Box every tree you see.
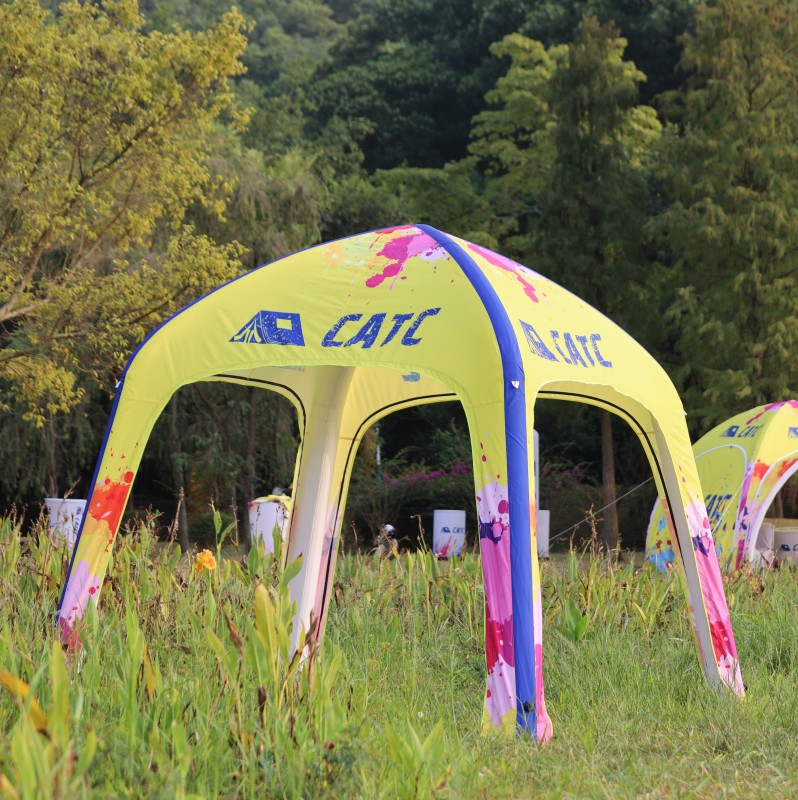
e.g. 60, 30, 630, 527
141, 0, 342, 91
519, 0, 696, 102
653, 0, 798, 430
0, 0, 249, 422
471, 18, 661, 550
140, 0, 346, 156
533, 19, 660, 325
191, 133, 329, 271
469, 33, 563, 249
307, 0, 532, 170
370, 158, 496, 245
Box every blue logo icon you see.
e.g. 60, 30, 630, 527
720, 425, 739, 438
789, 427, 798, 439
231, 311, 305, 346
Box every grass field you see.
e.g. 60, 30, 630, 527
1, 515, 797, 799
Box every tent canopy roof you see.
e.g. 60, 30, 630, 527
124, 224, 679, 429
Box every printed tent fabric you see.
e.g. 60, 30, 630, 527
57, 225, 744, 742
647, 401, 798, 571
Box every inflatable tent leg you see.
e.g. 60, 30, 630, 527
465, 400, 552, 741
284, 368, 355, 655
529, 507, 552, 742
652, 425, 744, 694
58, 391, 165, 649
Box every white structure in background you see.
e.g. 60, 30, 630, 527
45, 497, 86, 550
774, 525, 798, 564
537, 509, 551, 559
534, 430, 550, 558
433, 509, 466, 557
248, 488, 290, 554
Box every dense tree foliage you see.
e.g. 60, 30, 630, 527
0, 0, 249, 421
518, 0, 695, 101
308, 0, 532, 170
654, 0, 798, 431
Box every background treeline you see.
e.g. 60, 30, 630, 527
3, 0, 798, 550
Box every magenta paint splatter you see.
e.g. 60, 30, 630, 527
365, 229, 446, 288
746, 400, 798, 424
468, 243, 541, 302
485, 613, 515, 669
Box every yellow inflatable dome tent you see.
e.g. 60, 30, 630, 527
647, 401, 798, 570
57, 225, 743, 741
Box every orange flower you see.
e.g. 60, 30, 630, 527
196, 549, 217, 572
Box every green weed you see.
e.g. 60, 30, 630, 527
0, 518, 797, 798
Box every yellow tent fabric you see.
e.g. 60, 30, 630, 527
647, 401, 798, 570
57, 225, 743, 740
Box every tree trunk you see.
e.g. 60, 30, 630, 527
774, 490, 785, 519
600, 409, 619, 553
44, 413, 59, 498
169, 396, 190, 552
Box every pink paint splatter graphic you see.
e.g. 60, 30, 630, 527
734, 459, 759, 568
485, 606, 514, 669
476, 480, 551, 738
59, 559, 101, 630
778, 458, 798, 477
477, 482, 513, 624
365, 228, 446, 288
467, 243, 542, 302
745, 400, 798, 424
533, 589, 552, 742
58, 616, 82, 657
58, 470, 136, 653
435, 538, 455, 558
710, 618, 735, 661
485, 657, 516, 728
684, 500, 744, 694
752, 460, 768, 479
711, 617, 742, 691
477, 481, 517, 728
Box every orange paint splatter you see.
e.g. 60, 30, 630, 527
778, 458, 798, 477
88, 471, 134, 533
